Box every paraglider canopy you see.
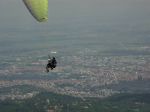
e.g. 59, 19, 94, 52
23, 0, 48, 22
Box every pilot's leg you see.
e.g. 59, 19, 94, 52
46, 65, 49, 72
46, 68, 49, 72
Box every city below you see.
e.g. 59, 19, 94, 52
0, 47, 150, 100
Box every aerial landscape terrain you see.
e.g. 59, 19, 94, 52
0, 0, 150, 112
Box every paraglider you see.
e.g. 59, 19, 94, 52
23, 0, 48, 22
23, 0, 57, 72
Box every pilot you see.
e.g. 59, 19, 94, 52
46, 57, 57, 72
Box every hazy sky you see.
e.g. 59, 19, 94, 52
0, 0, 150, 54
0, 0, 150, 28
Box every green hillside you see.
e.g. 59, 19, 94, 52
0, 91, 150, 112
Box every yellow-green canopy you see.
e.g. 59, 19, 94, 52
23, 0, 48, 22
